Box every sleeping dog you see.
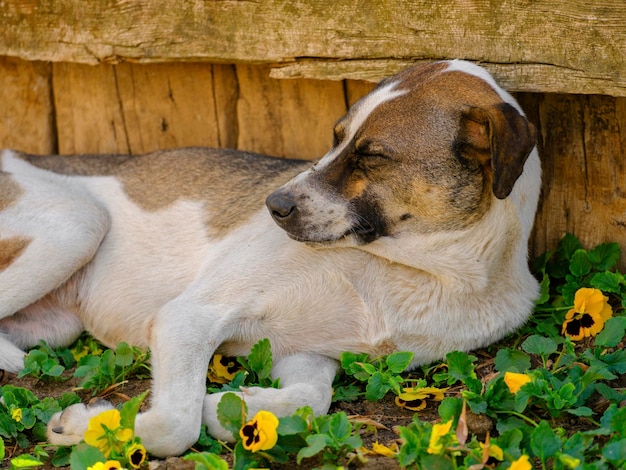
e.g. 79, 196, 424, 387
0, 60, 540, 456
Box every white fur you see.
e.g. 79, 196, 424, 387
0, 61, 541, 457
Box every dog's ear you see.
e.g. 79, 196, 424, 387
459, 103, 536, 199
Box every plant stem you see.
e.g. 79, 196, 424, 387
493, 410, 539, 427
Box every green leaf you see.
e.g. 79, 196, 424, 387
331, 384, 362, 402
184, 452, 229, 470
494, 348, 531, 373
595, 316, 626, 347
42, 363, 64, 378
340, 352, 369, 373
247, 338, 273, 380
590, 271, 624, 294
50, 446, 72, 467
397, 425, 423, 467
328, 412, 351, 441
438, 397, 463, 423
120, 390, 148, 432
445, 351, 477, 383
420, 454, 455, 470
602, 438, 626, 465
216, 393, 246, 438
0, 437, 4, 461
9, 454, 43, 468
297, 434, 332, 464
535, 273, 551, 305
569, 249, 591, 276
385, 351, 414, 373
558, 233, 582, 261
589, 242, 621, 270
68, 443, 106, 470
521, 335, 558, 357
530, 420, 562, 461
277, 415, 308, 435
365, 372, 390, 401
115, 342, 134, 368
601, 349, 626, 374
566, 406, 593, 417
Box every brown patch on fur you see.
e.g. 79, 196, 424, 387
18, 148, 311, 239
0, 172, 23, 211
0, 237, 30, 271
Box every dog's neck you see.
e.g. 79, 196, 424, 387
358, 198, 525, 293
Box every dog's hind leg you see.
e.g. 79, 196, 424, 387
0, 168, 110, 371
202, 353, 338, 442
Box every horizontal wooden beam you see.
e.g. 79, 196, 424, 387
2, 0, 626, 96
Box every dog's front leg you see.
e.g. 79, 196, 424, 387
203, 353, 338, 441
132, 299, 220, 456
47, 297, 220, 457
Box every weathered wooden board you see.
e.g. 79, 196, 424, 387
0, 57, 54, 154
53, 62, 130, 155
1, 1, 625, 96
520, 93, 626, 266
236, 65, 347, 159
52, 63, 238, 155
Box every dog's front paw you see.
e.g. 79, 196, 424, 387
47, 399, 115, 446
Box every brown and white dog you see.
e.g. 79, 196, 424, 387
0, 60, 540, 456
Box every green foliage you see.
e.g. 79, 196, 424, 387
207, 338, 280, 393
340, 350, 413, 401
0, 385, 80, 448
74, 342, 151, 395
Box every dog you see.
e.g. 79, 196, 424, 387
0, 60, 540, 456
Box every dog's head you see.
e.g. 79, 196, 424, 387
266, 60, 536, 247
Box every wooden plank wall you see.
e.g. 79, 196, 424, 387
1, 57, 625, 267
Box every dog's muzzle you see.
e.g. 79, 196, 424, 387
266, 190, 299, 232
266, 188, 379, 245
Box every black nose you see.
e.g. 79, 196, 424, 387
266, 191, 297, 224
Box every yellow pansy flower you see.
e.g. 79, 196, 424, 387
504, 372, 532, 394
427, 420, 457, 454
84, 409, 133, 457
395, 386, 448, 411
87, 461, 122, 470
207, 354, 243, 384
562, 288, 612, 340
239, 410, 279, 452
125, 441, 147, 468
11, 407, 22, 423
509, 454, 532, 470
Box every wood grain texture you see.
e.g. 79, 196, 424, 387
52, 63, 239, 155
235, 65, 347, 159
0, 57, 55, 154
519, 93, 626, 268
1, 1, 625, 95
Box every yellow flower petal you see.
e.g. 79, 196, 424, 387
504, 372, 531, 394
563, 288, 613, 341
11, 408, 22, 423
239, 410, 279, 452
479, 441, 504, 461
427, 420, 455, 455
574, 288, 606, 316
126, 442, 147, 468
509, 454, 532, 470
558, 453, 581, 469
87, 461, 122, 470
84, 409, 132, 457
371, 441, 397, 457
207, 354, 242, 384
